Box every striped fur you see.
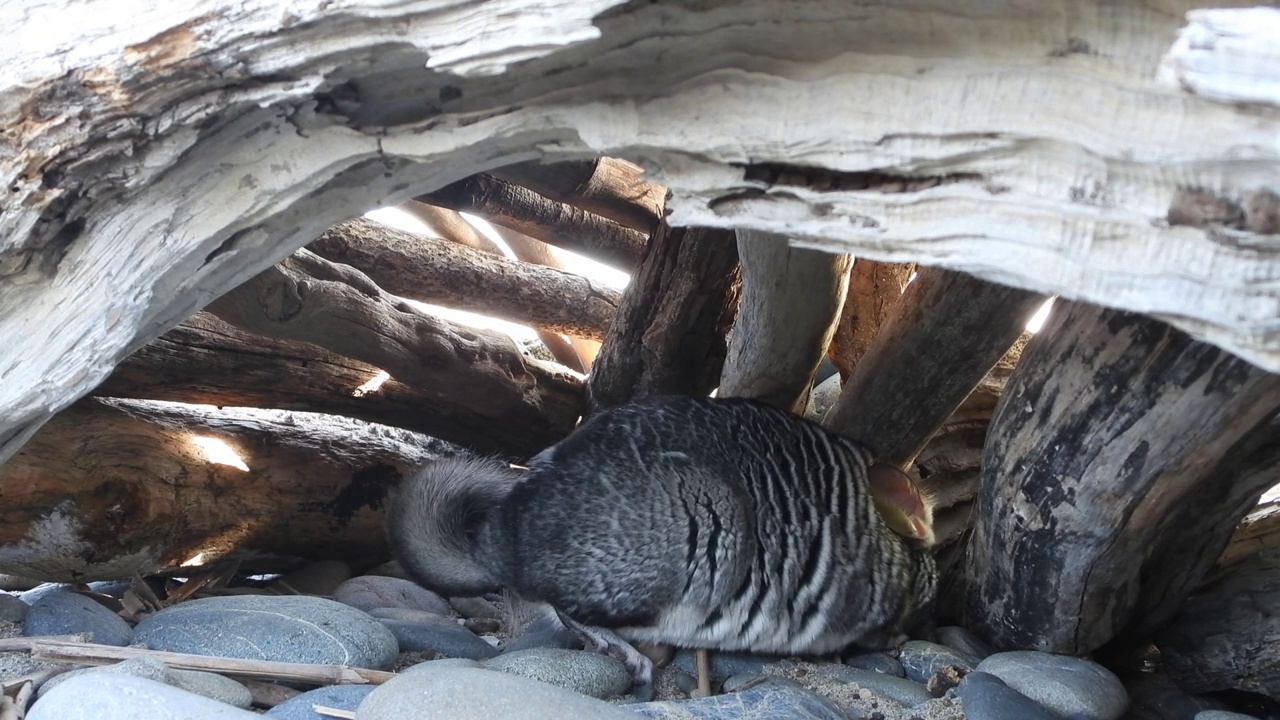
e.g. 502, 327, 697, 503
390, 395, 936, 657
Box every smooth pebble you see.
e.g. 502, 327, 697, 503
956, 671, 1061, 720
23, 590, 133, 646
671, 649, 774, 679
0, 592, 28, 622
631, 677, 846, 719
815, 664, 933, 708
1195, 713, 1262, 720
977, 650, 1128, 720
932, 625, 994, 659
378, 614, 498, 659
449, 596, 503, 620
841, 651, 904, 676
500, 613, 583, 653
898, 639, 980, 682
265, 685, 376, 719
486, 648, 631, 698
29, 673, 259, 720
333, 576, 451, 615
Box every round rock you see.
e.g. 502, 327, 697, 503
672, 649, 774, 679
378, 615, 498, 660
23, 590, 133, 646
134, 595, 398, 669
355, 665, 640, 720
0, 592, 29, 622
815, 665, 933, 708
956, 671, 1061, 720
899, 639, 980, 683
932, 625, 994, 660
841, 651, 904, 676
38, 656, 170, 698
28, 673, 261, 720
333, 576, 450, 616
168, 668, 253, 708
1195, 713, 1261, 720
486, 648, 631, 698
500, 614, 582, 654
265, 685, 377, 719
448, 596, 502, 620
630, 677, 846, 720
977, 650, 1129, 720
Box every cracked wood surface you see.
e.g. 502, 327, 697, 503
2, 1, 1279, 464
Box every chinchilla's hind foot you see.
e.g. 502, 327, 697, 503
556, 610, 655, 701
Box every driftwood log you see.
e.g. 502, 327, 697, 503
822, 268, 1044, 467
306, 217, 621, 341
96, 312, 573, 457
827, 259, 913, 381
4, 2, 1280, 468
963, 302, 1280, 655
589, 223, 740, 411
0, 399, 447, 581
718, 230, 851, 413
490, 158, 666, 234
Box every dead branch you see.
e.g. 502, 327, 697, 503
491, 157, 665, 234
828, 259, 913, 381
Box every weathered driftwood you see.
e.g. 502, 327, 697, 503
419, 174, 647, 271
588, 224, 739, 411
1156, 549, 1280, 697
307, 218, 620, 341
718, 230, 850, 413
963, 302, 1280, 654
205, 249, 586, 434
0, 399, 447, 580
3, 2, 1280, 467
491, 157, 666, 234
96, 313, 574, 456
828, 259, 913, 381
822, 268, 1044, 467
1218, 499, 1280, 570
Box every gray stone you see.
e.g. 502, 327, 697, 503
265, 685, 376, 719
18, 583, 73, 604
271, 560, 352, 596
814, 665, 933, 708
86, 580, 133, 598
956, 671, 1061, 720
1125, 672, 1229, 720
355, 665, 639, 720
38, 656, 170, 698
1195, 713, 1261, 720
168, 668, 253, 708
449, 596, 502, 620
333, 576, 450, 615
671, 649, 774, 679
977, 651, 1129, 720
402, 658, 483, 672
23, 590, 133, 646
932, 625, 994, 660
486, 648, 631, 698
0, 592, 28, 622
500, 613, 582, 653
804, 373, 842, 422
841, 651, 904, 676
631, 677, 847, 719
367, 607, 447, 623
0, 574, 43, 592
134, 595, 398, 669
28, 673, 260, 720
378, 615, 498, 659
898, 639, 980, 682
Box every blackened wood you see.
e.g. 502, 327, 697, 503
718, 230, 851, 413
821, 266, 1044, 467
307, 218, 620, 341
588, 224, 739, 411
1217, 498, 1280, 570
963, 302, 1280, 654
1156, 549, 1280, 697
828, 259, 913, 381
418, 174, 647, 272
98, 312, 578, 457
490, 157, 665, 234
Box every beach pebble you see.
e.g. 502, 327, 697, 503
932, 625, 994, 660
0, 592, 28, 622
367, 607, 446, 623
23, 590, 133, 646
977, 651, 1128, 720
631, 677, 846, 719
355, 665, 639, 719
28, 673, 259, 720
486, 648, 631, 698
1124, 672, 1229, 720
898, 639, 980, 683
1195, 713, 1261, 720
265, 685, 377, 719
134, 595, 398, 669
449, 596, 503, 620
814, 664, 933, 708
956, 671, 1061, 720
841, 651, 904, 676
671, 649, 774, 679
500, 613, 583, 653
378, 614, 498, 659
333, 576, 451, 615
271, 560, 352, 596
168, 668, 254, 708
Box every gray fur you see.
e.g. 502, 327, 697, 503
390, 396, 936, 664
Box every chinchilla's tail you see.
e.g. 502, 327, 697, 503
387, 455, 520, 597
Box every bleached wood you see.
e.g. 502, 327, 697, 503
1157, 7, 1280, 108
3, 0, 1280, 465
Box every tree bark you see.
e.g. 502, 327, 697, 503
1217, 499, 1280, 571
307, 217, 620, 341
205, 249, 586, 438
828, 259, 913, 381
419, 174, 648, 272
718, 230, 851, 413
0, 398, 448, 581
491, 157, 666, 234
96, 312, 575, 457
1156, 549, 1280, 697
963, 302, 1280, 654
822, 267, 1045, 467
588, 223, 740, 411
4, 2, 1280, 467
